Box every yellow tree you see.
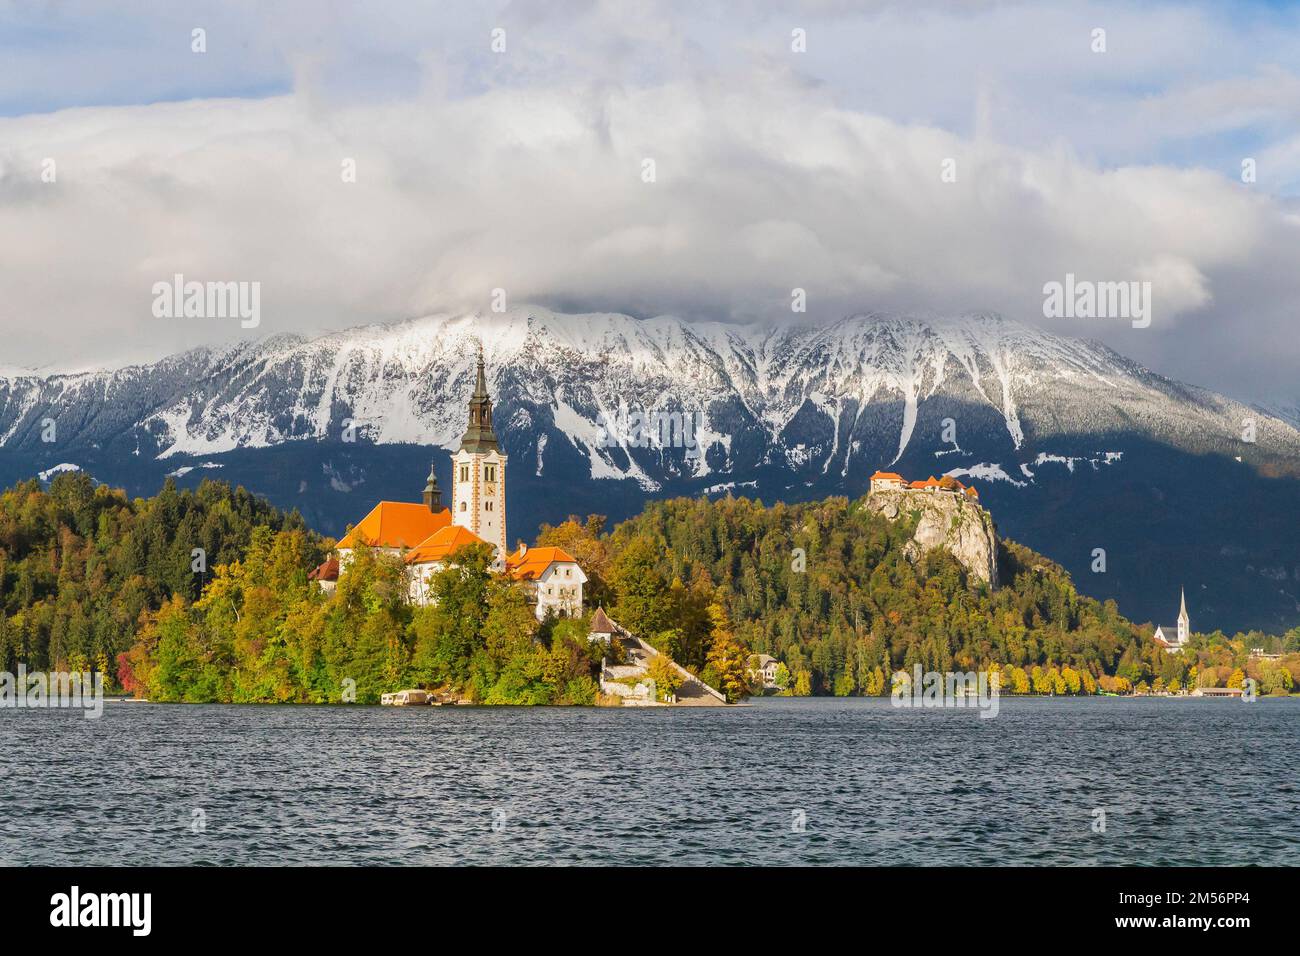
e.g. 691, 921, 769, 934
705, 603, 751, 702
645, 654, 684, 701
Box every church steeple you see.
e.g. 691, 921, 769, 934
450, 339, 508, 561
458, 342, 499, 454
1177, 586, 1189, 644
422, 462, 442, 511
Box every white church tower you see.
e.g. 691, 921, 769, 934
450, 344, 507, 561
1177, 586, 1189, 646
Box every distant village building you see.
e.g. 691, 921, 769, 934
325, 344, 584, 618
1153, 588, 1191, 652
747, 653, 781, 688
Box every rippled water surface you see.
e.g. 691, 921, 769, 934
2, 697, 1296, 865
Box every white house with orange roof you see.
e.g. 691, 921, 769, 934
505, 544, 587, 620
405, 524, 494, 605
869, 470, 905, 492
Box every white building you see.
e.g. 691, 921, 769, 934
747, 653, 781, 687
869, 470, 905, 492
505, 544, 587, 620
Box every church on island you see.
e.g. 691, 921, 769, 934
309, 347, 587, 620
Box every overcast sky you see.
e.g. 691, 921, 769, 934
1, 0, 1298, 403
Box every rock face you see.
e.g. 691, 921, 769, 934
865, 488, 999, 588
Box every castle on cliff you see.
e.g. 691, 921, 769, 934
870, 470, 981, 501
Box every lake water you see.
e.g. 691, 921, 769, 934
2, 697, 1296, 866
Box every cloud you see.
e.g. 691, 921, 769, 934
1, 0, 1299, 403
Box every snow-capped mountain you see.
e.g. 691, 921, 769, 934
2, 307, 1298, 631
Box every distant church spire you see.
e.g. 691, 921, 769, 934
458, 341, 499, 454
1177, 586, 1189, 645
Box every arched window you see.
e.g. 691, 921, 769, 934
460, 502, 467, 512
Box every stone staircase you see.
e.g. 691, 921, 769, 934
596, 615, 728, 706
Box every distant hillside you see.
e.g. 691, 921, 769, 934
0, 473, 327, 675
591, 492, 1277, 695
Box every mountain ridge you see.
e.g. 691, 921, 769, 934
3, 306, 1294, 471
1, 306, 1296, 632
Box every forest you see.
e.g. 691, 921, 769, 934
540, 496, 1299, 698
1, 474, 1295, 702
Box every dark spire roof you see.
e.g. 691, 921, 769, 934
589, 607, 616, 634
422, 461, 442, 510
473, 340, 489, 399
458, 341, 499, 454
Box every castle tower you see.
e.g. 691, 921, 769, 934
450, 343, 507, 560
1177, 587, 1189, 645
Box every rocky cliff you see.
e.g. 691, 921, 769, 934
865, 488, 999, 588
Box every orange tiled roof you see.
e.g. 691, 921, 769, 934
965, 486, 979, 497
871, 470, 904, 481
505, 545, 578, 581
337, 501, 451, 550
404, 524, 489, 565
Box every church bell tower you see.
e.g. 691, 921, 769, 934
450, 343, 507, 560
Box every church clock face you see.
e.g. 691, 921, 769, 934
485, 483, 497, 496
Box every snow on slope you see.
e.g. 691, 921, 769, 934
2, 307, 1298, 488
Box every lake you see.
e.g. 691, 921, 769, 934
2, 697, 1296, 865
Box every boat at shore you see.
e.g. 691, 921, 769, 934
380, 690, 432, 706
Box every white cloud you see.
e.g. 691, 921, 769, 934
1, 0, 1299, 401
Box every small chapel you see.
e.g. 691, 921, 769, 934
310, 345, 587, 620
